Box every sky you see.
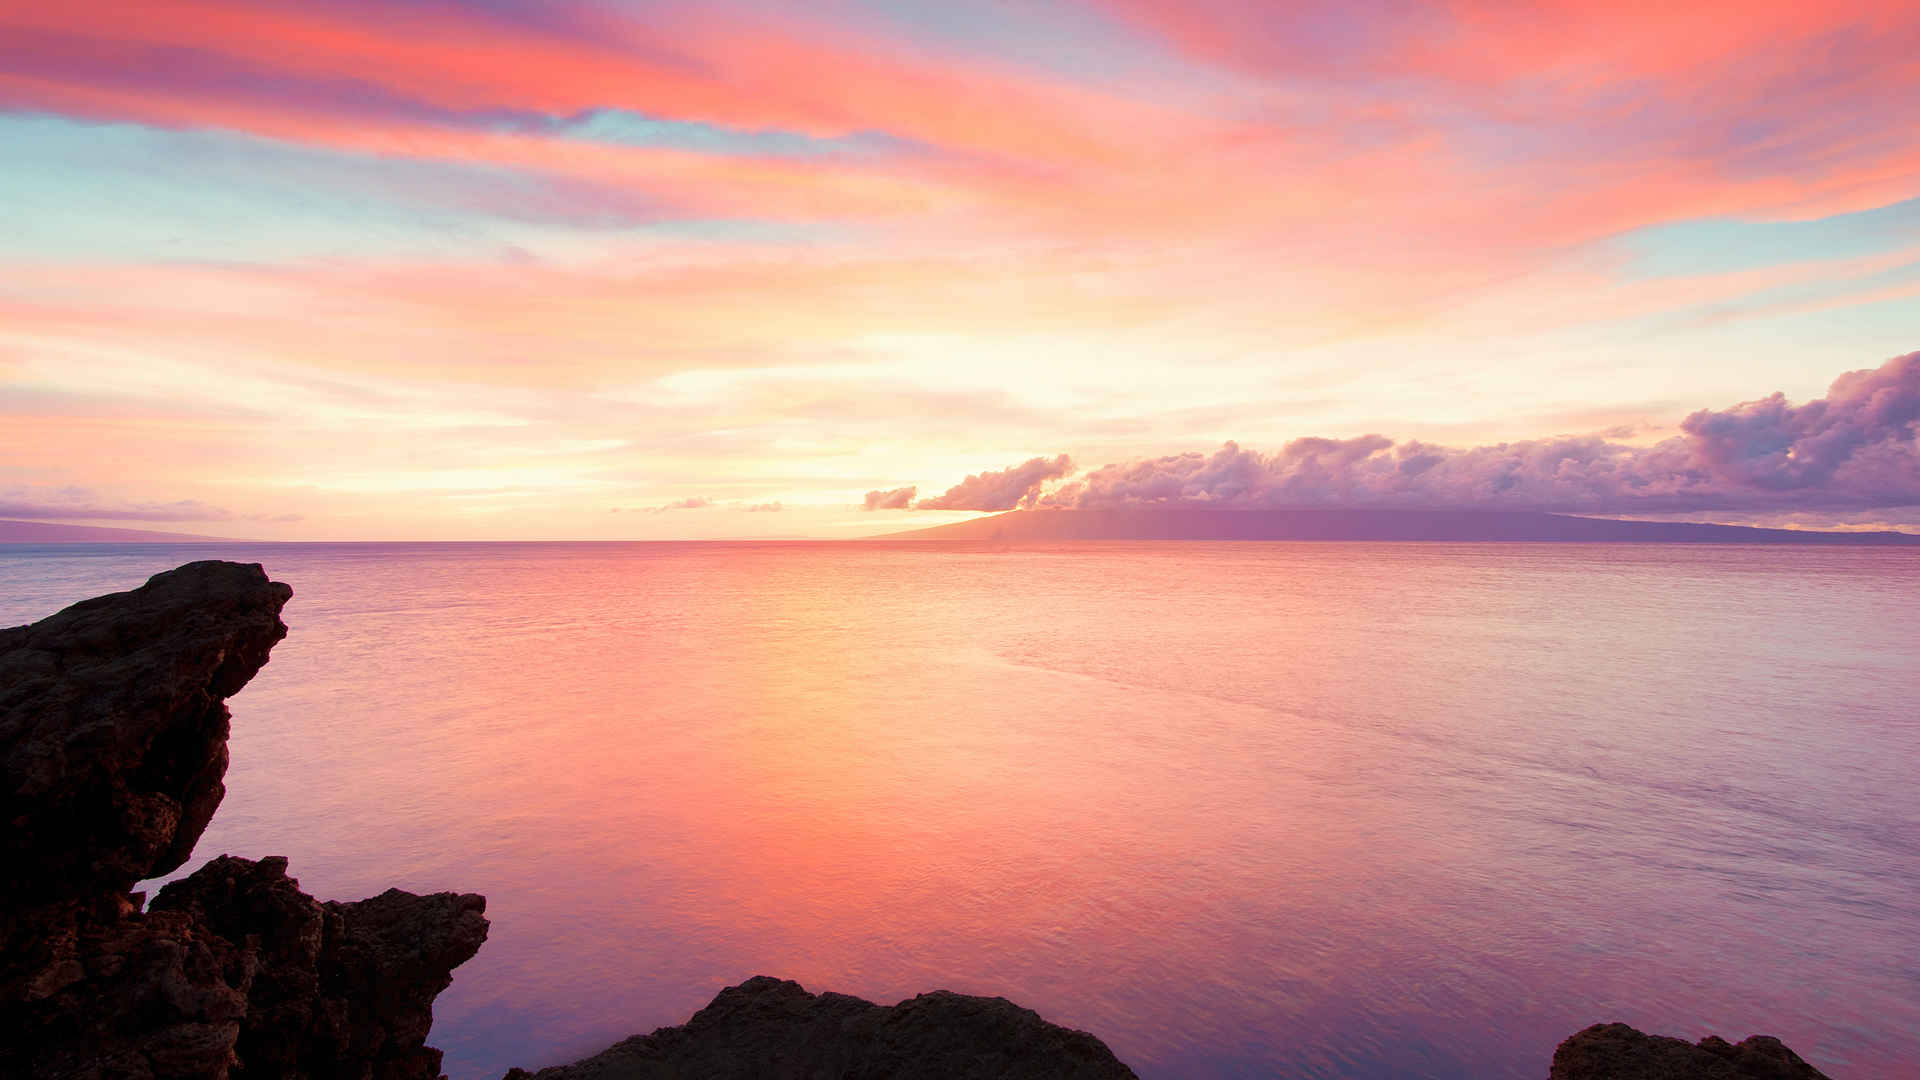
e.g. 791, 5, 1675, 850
2, 0, 1917, 539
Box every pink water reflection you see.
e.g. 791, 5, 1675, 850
8, 541, 1917, 1078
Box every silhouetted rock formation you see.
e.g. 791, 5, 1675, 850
501, 976, 1139, 1080
152, 855, 489, 1080
0, 562, 487, 1080
1551, 1023, 1831, 1079
0, 560, 290, 911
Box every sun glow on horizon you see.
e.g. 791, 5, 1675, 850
1, 1, 1917, 539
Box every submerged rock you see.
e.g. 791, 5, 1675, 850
501, 976, 1139, 1080
1551, 1022, 1831, 1079
0, 562, 487, 1080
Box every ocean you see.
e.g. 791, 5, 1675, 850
4, 541, 1917, 1078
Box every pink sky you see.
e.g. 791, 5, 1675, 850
2, 0, 1916, 538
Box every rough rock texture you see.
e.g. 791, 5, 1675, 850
0, 562, 488, 1080
1551, 1023, 1831, 1080
2, 894, 253, 1080
151, 855, 490, 1080
500, 976, 1139, 1080
0, 560, 292, 910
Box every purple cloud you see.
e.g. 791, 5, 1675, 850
863, 486, 917, 510
1042, 352, 1920, 513
918, 454, 1074, 510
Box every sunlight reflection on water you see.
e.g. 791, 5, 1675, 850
5, 541, 1918, 1079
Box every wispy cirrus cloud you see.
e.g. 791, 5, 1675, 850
8, 0, 1915, 259
650, 496, 713, 513
0, 486, 300, 522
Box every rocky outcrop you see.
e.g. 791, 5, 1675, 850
514, 996, 1840, 1080
0, 560, 291, 912
0, 562, 487, 1080
500, 976, 1139, 1080
149, 855, 489, 1080
1551, 1023, 1831, 1080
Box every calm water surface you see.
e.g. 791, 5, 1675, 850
4, 542, 1917, 1078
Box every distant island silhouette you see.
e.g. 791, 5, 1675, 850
0, 520, 230, 543
880, 509, 1920, 545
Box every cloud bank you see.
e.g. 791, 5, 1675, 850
918, 454, 1075, 511
863, 486, 917, 510
1036, 353, 1919, 514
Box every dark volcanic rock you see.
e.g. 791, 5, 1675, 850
0, 560, 292, 908
2, 856, 488, 1080
500, 975, 1138, 1080
1551, 1023, 1831, 1080
152, 855, 489, 1080
0, 561, 292, 1009
0, 562, 487, 1080
0, 895, 253, 1080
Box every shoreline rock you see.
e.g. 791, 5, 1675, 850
152, 855, 488, 1080
0, 562, 487, 1080
0, 559, 291, 913
1551, 1022, 1831, 1079
500, 975, 1139, 1080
